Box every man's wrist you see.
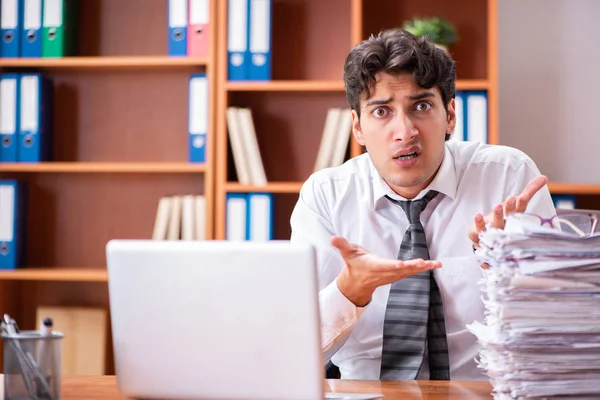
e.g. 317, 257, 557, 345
336, 270, 372, 308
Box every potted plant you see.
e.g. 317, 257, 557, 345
402, 16, 459, 52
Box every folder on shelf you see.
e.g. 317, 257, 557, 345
226, 193, 247, 241
21, 0, 43, 58
167, 195, 182, 240
465, 91, 488, 143
19, 72, 54, 162
194, 195, 206, 240
0, 73, 20, 162
314, 108, 342, 172
152, 196, 172, 240
227, 0, 248, 80
552, 194, 576, 210
168, 0, 188, 56
313, 107, 353, 172
187, 0, 209, 57
42, 0, 80, 58
236, 107, 267, 185
450, 91, 465, 141
1, 0, 22, 58
188, 72, 208, 163
152, 194, 206, 240
248, 0, 272, 81
36, 306, 107, 375
0, 180, 26, 270
226, 107, 253, 185
247, 192, 273, 241
181, 194, 195, 240
329, 108, 352, 167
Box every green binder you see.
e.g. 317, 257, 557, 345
42, 0, 79, 58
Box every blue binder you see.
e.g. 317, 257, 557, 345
247, 192, 273, 240
0, 73, 20, 162
0, 0, 22, 58
227, 0, 248, 80
551, 194, 576, 210
21, 0, 43, 58
247, 0, 272, 81
226, 193, 248, 240
0, 180, 27, 270
188, 73, 208, 163
168, 0, 188, 56
452, 91, 466, 141
18, 73, 54, 162
464, 90, 488, 143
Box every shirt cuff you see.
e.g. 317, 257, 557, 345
319, 278, 366, 353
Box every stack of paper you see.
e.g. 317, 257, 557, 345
468, 216, 600, 400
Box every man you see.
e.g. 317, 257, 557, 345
289, 28, 555, 381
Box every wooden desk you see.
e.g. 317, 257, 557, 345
55, 375, 493, 399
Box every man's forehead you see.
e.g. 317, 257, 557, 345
362, 74, 441, 102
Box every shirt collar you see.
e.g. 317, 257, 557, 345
371, 143, 458, 206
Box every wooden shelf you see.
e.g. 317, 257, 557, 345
0, 56, 209, 69
224, 182, 304, 193
226, 80, 345, 91
455, 80, 489, 90
225, 79, 488, 92
0, 268, 107, 282
548, 182, 600, 195
0, 162, 207, 173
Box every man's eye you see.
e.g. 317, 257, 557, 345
373, 107, 389, 117
415, 102, 432, 112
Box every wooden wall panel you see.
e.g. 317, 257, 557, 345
271, 0, 351, 80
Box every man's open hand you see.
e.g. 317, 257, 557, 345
468, 175, 548, 268
331, 236, 441, 307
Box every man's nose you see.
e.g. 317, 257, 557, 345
392, 113, 417, 142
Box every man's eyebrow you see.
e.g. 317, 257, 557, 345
365, 97, 393, 107
408, 92, 436, 101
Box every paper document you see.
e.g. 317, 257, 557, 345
468, 216, 600, 399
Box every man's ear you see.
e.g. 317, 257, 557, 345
446, 98, 456, 135
351, 109, 365, 146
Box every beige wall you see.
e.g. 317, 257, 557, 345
498, 0, 600, 182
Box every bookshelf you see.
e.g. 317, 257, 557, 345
214, 0, 499, 240
0, 0, 218, 375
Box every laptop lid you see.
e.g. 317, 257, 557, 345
106, 239, 325, 400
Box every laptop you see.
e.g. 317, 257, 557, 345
106, 239, 381, 400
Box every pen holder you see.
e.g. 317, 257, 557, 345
2, 330, 64, 400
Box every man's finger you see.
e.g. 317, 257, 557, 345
469, 213, 486, 245
516, 175, 548, 212
330, 236, 358, 259
492, 204, 504, 229
396, 259, 441, 275
504, 196, 517, 215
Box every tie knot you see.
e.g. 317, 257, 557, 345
389, 190, 439, 224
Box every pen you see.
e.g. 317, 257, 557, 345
38, 317, 55, 396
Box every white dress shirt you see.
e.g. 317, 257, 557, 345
289, 140, 556, 381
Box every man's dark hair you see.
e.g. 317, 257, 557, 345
343, 28, 457, 140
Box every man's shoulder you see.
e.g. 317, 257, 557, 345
448, 140, 536, 170
305, 153, 373, 187
300, 153, 373, 200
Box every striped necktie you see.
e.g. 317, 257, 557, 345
380, 190, 450, 380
